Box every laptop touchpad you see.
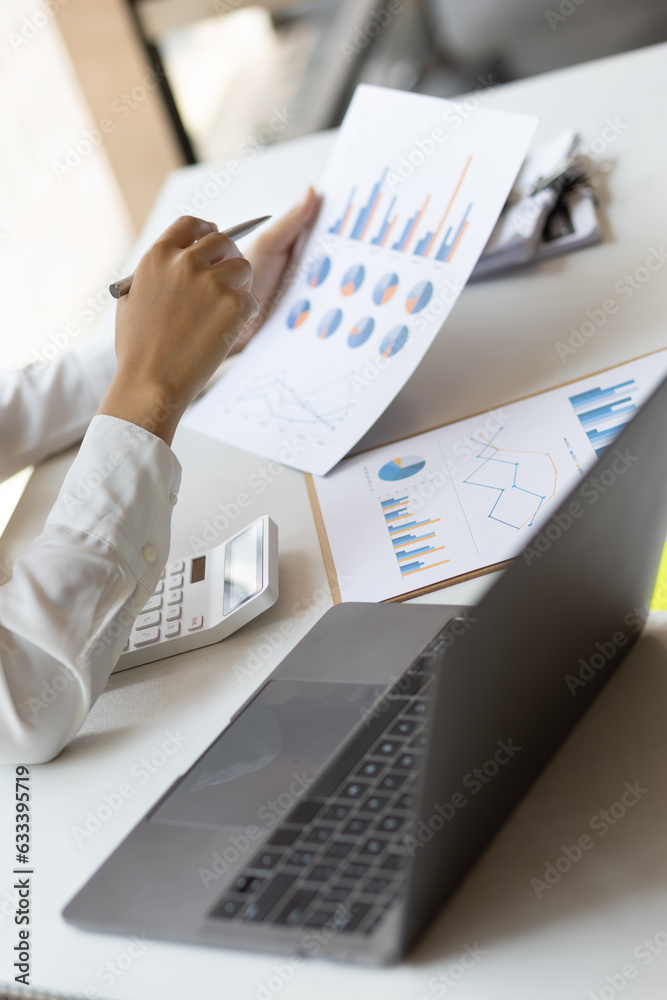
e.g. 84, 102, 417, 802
150, 679, 385, 830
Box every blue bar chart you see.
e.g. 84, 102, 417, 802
569, 379, 639, 456
380, 496, 448, 577
328, 157, 473, 263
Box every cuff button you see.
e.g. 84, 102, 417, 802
142, 544, 158, 564
169, 491, 178, 506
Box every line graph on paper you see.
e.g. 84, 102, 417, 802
224, 369, 359, 438
458, 428, 558, 532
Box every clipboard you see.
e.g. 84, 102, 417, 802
305, 346, 667, 604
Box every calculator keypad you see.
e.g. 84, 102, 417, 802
126, 559, 203, 652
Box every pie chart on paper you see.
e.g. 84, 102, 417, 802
406, 280, 434, 314
317, 308, 343, 339
380, 325, 409, 357
373, 272, 399, 305
307, 256, 331, 288
286, 299, 311, 329
341, 264, 365, 296
378, 455, 427, 482
348, 316, 375, 348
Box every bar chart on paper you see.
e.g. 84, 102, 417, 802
184, 85, 538, 474
309, 350, 667, 602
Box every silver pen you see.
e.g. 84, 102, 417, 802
109, 215, 272, 299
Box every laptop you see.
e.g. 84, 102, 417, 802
64, 370, 667, 964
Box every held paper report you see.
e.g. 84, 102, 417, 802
184, 85, 537, 475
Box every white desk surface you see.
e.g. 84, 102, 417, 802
1, 41, 667, 1000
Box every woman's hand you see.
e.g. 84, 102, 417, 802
98, 215, 259, 446
233, 186, 322, 352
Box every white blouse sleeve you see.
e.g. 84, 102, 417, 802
0, 338, 182, 763
0, 336, 116, 481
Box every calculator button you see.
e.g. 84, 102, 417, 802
168, 559, 185, 574
167, 589, 183, 605
168, 574, 184, 589
133, 626, 160, 646
165, 620, 181, 637
187, 615, 204, 631
153, 580, 164, 594
135, 610, 161, 630
142, 594, 163, 612
166, 604, 182, 621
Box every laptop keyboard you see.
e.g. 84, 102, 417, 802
210, 627, 451, 937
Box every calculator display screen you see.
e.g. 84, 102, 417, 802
223, 521, 263, 615
190, 556, 206, 583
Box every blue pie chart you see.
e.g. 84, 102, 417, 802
341, 264, 365, 296
373, 272, 399, 305
406, 280, 434, 314
307, 255, 331, 288
378, 455, 426, 482
317, 307, 343, 339
380, 325, 409, 357
348, 316, 374, 348
287, 299, 310, 329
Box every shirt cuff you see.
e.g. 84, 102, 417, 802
46, 414, 182, 593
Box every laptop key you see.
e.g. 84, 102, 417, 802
304, 909, 337, 929
308, 864, 337, 884
365, 877, 393, 895
325, 840, 354, 859
379, 815, 406, 834
340, 781, 369, 799
233, 875, 264, 895
285, 849, 316, 869
378, 772, 408, 792
241, 873, 295, 922
267, 826, 301, 848
395, 753, 419, 771
355, 759, 387, 779
323, 886, 351, 904
379, 853, 406, 871
213, 898, 244, 919
275, 888, 318, 926
387, 719, 418, 738
396, 793, 414, 810
287, 799, 324, 826
250, 851, 282, 871
302, 825, 336, 846
334, 901, 374, 933
342, 862, 369, 880
322, 803, 351, 821
362, 794, 390, 813
358, 837, 389, 858
343, 817, 372, 835
373, 740, 401, 757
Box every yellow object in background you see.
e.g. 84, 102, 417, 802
650, 542, 667, 610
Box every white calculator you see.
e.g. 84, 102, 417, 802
113, 516, 279, 672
